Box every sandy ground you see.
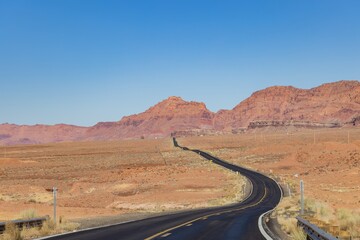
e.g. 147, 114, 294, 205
180, 127, 360, 210
0, 138, 244, 222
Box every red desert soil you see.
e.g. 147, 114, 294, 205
180, 128, 360, 210
0, 138, 244, 221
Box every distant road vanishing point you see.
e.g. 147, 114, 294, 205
44, 138, 282, 240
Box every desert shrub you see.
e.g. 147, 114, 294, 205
19, 209, 38, 219
39, 219, 56, 236
279, 217, 297, 234
303, 199, 360, 237
336, 208, 360, 237
304, 198, 332, 221
1, 222, 22, 240
0, 216, 80, 240
291, 226, 306, 240
20, 226, 40, 240
56, 216, 79, 232
277, 216, 306, 240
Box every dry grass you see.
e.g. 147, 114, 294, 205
277, 215, 306, 240
38, 219, 56, 236
19, 227, 40, 240
305, 199, 360, 238
19, 209, 38, 220
276, 196, 360, 239
335, 208, 360, 238
276, 197, 304, 239
20, 218, 79, 240
0, 215, 79, 240
207, 167, 246, 206
304, 198, 333, 221
0, 222, 22, 240
291, 226, 307, 240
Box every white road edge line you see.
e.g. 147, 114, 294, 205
191, 149, 285, 240
161, 232, 172, 237
257, 174, 284, 240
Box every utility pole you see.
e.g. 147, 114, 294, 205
300, 180, 304, 215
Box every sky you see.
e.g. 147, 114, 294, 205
1, 0, 360, 126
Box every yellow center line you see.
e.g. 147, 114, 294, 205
144, 183, 268, 240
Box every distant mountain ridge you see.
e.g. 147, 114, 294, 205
1, 80, 360, 145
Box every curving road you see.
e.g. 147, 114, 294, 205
44, 138, 281, 240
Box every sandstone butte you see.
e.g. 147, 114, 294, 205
1, 80, 360, 145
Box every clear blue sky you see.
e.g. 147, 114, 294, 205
1, 0, 359, 126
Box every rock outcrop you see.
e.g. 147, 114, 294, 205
85, 96, 215, 140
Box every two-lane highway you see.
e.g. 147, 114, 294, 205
44, 138, 281, 240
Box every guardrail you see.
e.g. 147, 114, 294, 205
259, 211, 282, 240
0, 216, 49, 234
296, 216, 340, 240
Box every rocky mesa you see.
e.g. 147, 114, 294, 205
214, 80, 360, 130
85, 96, 214, 140
1, 80, 360, 145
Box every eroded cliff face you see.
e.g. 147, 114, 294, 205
86, 96, 215, 140
1, 80, 360, 145
214, 80, 360, 129
248, 120, 341, 129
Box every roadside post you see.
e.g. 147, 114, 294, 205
46, 187, 58, 224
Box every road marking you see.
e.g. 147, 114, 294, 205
186, 223, 192, 227
144, 186, 268, 240
161, 233, 172, 237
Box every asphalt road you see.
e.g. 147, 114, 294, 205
44, 138, 281, 240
